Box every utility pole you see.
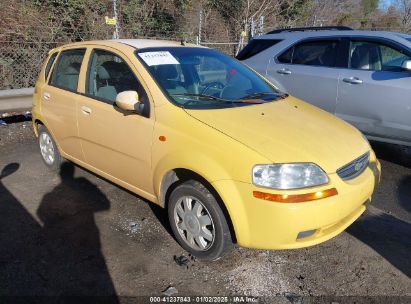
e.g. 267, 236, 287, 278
197, 8, 203, 45
113, 0, 120, 39
249, 17, 255, 40
258, 16, 264, 36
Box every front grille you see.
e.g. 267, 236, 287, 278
337, 152, 370, 180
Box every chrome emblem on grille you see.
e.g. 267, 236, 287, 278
354, 162, 363, 171
337, 152, 370, 180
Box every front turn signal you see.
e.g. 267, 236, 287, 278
253, 188, 338, 203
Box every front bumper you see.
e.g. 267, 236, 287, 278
212, 157, 380, 250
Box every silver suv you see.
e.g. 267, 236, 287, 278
239, 27, 411, 147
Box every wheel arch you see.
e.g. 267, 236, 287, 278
33, 119, 63, 156
160, 168, 237, 243
33, 119, 45, 137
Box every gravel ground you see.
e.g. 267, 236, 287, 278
0, 121, 410, 302
0, 120, 33, 147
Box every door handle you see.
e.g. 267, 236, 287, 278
343, 77, 363, 85
43, 92, 51, 101
81, 106, 92, 115
277, 68, 292, 75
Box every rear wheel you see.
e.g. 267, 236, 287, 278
38, 125, 62, 171
168, 180, 233, 260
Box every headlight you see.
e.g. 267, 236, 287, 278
252, 163, 329, 190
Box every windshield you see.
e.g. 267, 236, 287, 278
136, 47, 284, 109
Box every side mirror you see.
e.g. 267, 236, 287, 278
401, 60, 411, 71
115, 91, 142, 112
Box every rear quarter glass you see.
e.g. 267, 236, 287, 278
236, 39, 282, 60
44, 52, 58, 81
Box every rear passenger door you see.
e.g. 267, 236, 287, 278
42, 48, 86, 161
336, 38, 411, 143
77, 47, 155, 196
266, 39, 343, 113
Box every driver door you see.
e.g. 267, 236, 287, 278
77, 47, 155, 196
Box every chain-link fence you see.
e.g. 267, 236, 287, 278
0, 14, 405, 90
0, 42, 58, 90
0, 25, 241, 90
2, 0, 410, 90
0, 0, 252, 90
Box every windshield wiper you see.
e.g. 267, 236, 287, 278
171, 93, 262, 106
240, 92, 288, 100
172, 93, 229, 103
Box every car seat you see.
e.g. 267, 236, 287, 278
154, 65, 187, 95
96, 63, 118, 101
56, 62, 81, 91
351, 45, 382, 70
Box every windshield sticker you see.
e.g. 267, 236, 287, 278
138, 51, 179, 66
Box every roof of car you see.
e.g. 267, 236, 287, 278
114, 39, 201, 49
57, 39, 203, 51
259, 29, 411, 41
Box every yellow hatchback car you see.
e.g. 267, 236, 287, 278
32, 39, 380, 260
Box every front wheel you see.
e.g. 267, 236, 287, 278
168, 180, 233, 260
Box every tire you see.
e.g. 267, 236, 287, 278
38, 125, 62, 172
168, 180, 233, 261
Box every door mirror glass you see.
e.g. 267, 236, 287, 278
401, 60, 411, 71
115, 90, 143, 112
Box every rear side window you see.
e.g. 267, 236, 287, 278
50, 49, 86, 92
278, 47, 293, 64
44, 52, 58, 81
278, 40, 339, 67
236, 39, 281, 60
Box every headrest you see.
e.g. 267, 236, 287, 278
352, 45, 371, 57
97, 61, 126, 80
155, 65, 178, 79
97, 65, 111, 80
66, 62, 81, 75
351, 45, 379, 69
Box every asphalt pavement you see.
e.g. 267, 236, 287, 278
0, 121, 410, 301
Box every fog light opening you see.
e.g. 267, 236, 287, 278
297, 230, 316, 240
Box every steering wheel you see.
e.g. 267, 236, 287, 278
201, 81, 225, 95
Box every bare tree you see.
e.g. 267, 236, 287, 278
397, 0, 411, 32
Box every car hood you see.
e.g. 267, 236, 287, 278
184, 96, 370, 173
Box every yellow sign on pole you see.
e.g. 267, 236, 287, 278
105, 16, 117, 26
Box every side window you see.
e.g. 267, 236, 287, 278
86, 49, 149, 110
292, 41, 339, 67
350, 40, 411, 72
50, 49, 86, 91
44, 52, 58, 81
